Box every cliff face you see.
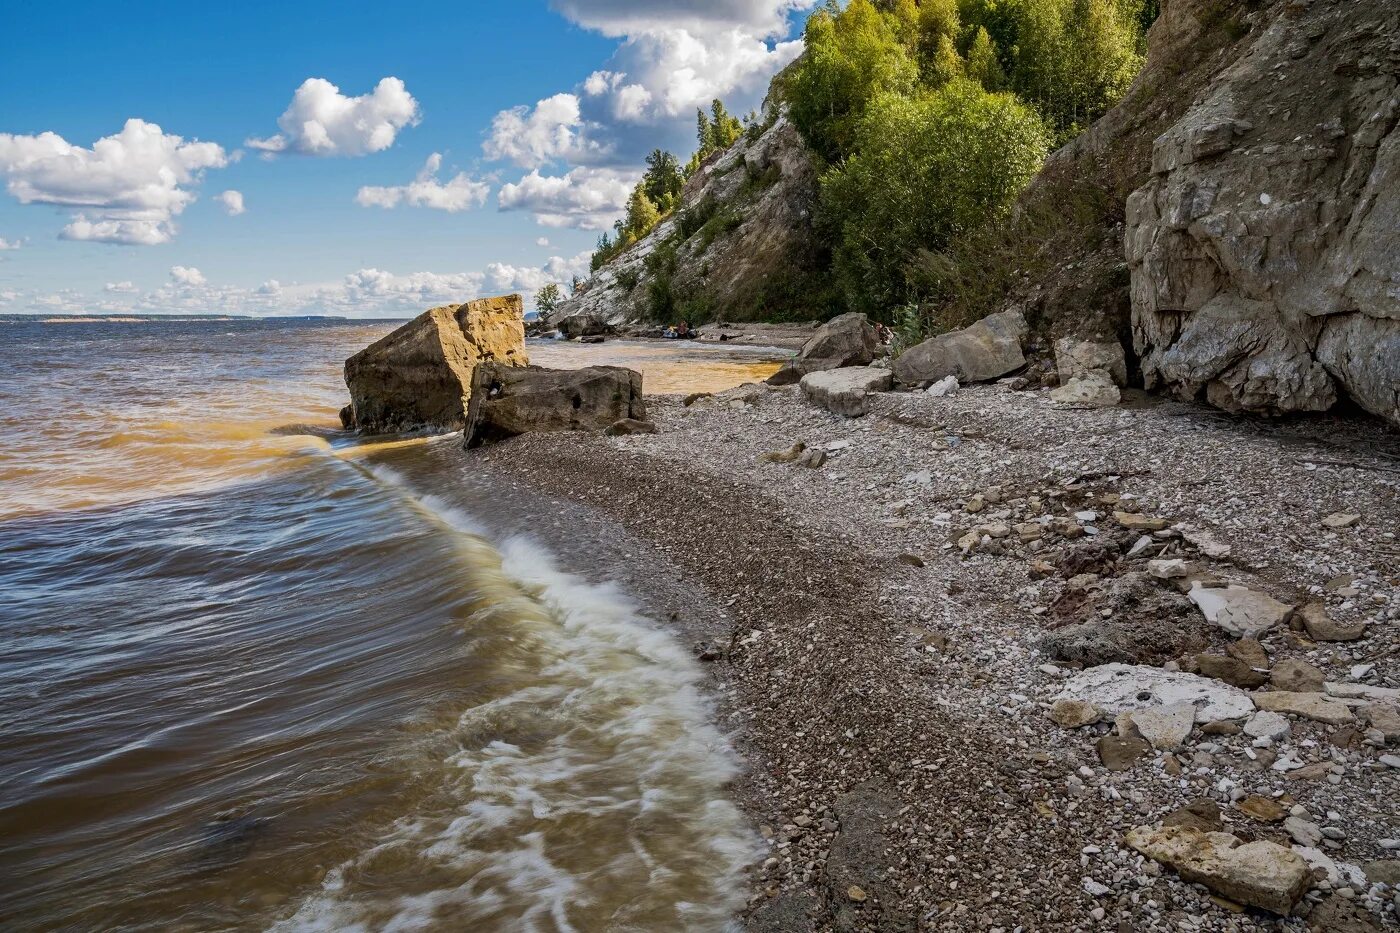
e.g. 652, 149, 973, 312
552, 114, 820, 326
1126, 0, 1399, 423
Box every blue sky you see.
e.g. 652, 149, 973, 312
0, 1, 813, 316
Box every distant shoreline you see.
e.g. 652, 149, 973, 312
0, 314, 408, 324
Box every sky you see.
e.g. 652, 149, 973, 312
0, 0, 814, 317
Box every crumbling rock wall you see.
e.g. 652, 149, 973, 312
1127, 0, 1399, 423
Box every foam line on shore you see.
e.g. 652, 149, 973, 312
276, 460, 756, 931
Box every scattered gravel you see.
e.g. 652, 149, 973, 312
466, 380, 1400, 931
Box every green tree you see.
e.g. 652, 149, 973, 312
620, 183, 661, 244
928, 33, 964, 86
964, 26, 1007, 90
820, 80, 1050, 308
784, 0, 919, 162
535, 283, 562, 321
643, 149, 684, 214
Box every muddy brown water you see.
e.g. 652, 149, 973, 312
0, 320, 784, 931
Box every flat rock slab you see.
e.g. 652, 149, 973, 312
1123, 703, 1196, 750
800, 367, 892, 418
1126, 825, 1311, 915
1253, 691, 1355, 725
1050, 370, 1121, 408
1188, 583, 1294, 639
1057, 663, 1254, 724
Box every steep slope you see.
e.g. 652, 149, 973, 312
552, 113, 821, 326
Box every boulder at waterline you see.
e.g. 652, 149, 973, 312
766, 313, 878, 386
892, 309, 1028, 387
800, 366, 892, 418
464, 362, 646, 447
343, 294, 527, 433
557, 312, 611, 340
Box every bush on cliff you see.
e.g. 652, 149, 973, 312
822, 79, 1050, 309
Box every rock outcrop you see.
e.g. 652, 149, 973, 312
1126, 0, 1400, 423
464, 362, 646, 447
893, 309, 1028, 387
550, 113, 821, 326
766, 312, 878, 385
343, 294, 527, 433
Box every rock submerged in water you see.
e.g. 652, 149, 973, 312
343, 294, 527, 433
464, 362, 646, 447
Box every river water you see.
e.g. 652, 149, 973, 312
0, 319, 784, 932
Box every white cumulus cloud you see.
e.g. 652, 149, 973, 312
0, 118, 229, 245
497, 166, 637, 230
486, 252, 591, 292
355, 153, 490, 212
341, 268, 487, 306
104, 280, 138, 293
483, 92, 612, 169
170, 265, 206, 287
0, 237, 20, 250
248, 77, 420, 157
217, 190, 245, 215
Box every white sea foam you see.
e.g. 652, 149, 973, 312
277, 464, 757, 931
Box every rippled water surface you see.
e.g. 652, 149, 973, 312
0, 319, 783, 931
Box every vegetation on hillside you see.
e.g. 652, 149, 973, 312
589, 100, 747, 272
581, 0, 1156, 333
781, 0, 1152, 330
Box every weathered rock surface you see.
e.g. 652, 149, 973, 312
767, 313, 878, 386
1197, 653, 1268, 689
892, 309, 1028, 386
799, 366, 891, 418
1297, 600, 1367, 642
1270, 658, 1325, 694
1188, 582, 1293, 639
1122, 703, 1195, 751
1252, 690, 1354, 726
1055, 337, 1128, 387
1126, 0, 1400, 425
1057, 663, 1254, 724
343, 294, 527, 433
1125, 825, 1311, 915
463, 362, 645, 447
1050, 370, 1121, 408
556, 312, 612, 340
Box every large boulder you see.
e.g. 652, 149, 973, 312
893, 309, 1028, 386
1126, 0, 1400, 424
800, 366, 892, 417
556, 312, 612, 340
464, 362, 646, 447
343, 295, 526, 433
766, 312, 878, 385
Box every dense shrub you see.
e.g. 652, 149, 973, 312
821, 79, 1050, 308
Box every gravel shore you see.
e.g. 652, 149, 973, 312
466, 381, 1400, 932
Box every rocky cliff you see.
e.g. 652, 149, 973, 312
551, 113, 821, 326
1126, 0, 1399, 423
